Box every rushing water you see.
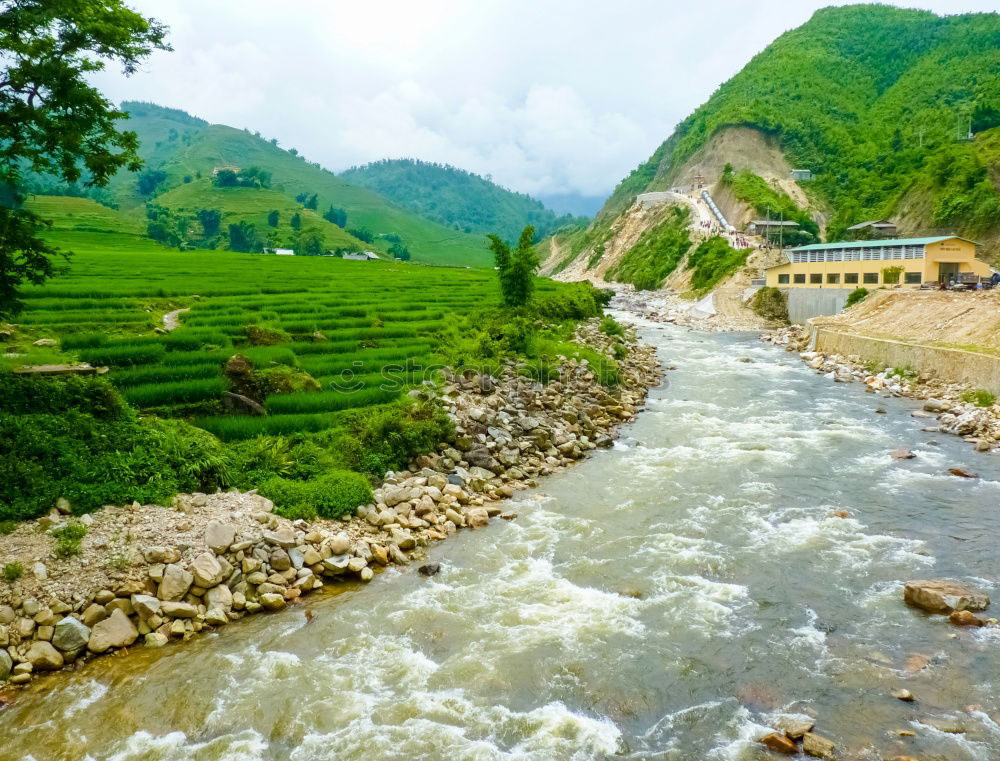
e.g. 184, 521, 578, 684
4, 316, 1000, 761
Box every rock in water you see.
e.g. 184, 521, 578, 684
759, 732, 797, 754
948, 467, 978, 479
904, 579, 989, 613
418, 563, 441, 577
949, 609, 986, 626
802, 732, 836, 759
891, 688, 915, 702
890, 446, 916, 460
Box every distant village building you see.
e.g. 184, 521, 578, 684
790, 169, 813, 181
765, 236, 990, 289
342, 251, 381, 261
211, 165, 240, 176
748, 219, 800, 235
274, 248, 294, 256
846, 219, 898, 240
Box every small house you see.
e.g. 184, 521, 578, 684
342, 251, 381, 261
274, 248, 294, 256
748, 219, 800, 235
846, 219, 898, 240
790, 169, 813, 181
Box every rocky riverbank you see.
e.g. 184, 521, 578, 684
764, 326, 1000, 452
0, 319, 661, 689
610, 286, 765, 332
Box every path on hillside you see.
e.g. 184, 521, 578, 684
162, 307, 190, 331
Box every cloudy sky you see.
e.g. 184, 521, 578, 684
94, 0, 996, 201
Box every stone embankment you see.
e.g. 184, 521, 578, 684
0, 319, 661, 687
611, 287, 766, 331
763, 327, 1000, 451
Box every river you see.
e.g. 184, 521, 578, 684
3, 316, 1000, 761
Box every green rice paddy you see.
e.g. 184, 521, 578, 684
8, 246, 576, 439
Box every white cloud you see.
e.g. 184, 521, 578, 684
91, 0, 1000, 198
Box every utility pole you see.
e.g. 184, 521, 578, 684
778, 208, 784, 252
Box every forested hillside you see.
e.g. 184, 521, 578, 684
602, 5, 1000, 243
21, 103, 491, 266
341, 158, 586, 242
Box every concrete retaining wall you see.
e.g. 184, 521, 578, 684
785, 288, 853, 323
809, 328, 1000, 395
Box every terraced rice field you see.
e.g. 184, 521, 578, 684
12, 248, 571, 437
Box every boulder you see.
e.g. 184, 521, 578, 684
26, 641, 64, 671
88, 609, 139, 653
904, 579, 989, 613
328, 532, 351, 555
145, 632, 169, 648
948, 467, 978, 479
131, 594, 161, 621
52, 617, 91, 652
466, 507, 489, 528
759, 732, 797, 754
204, 520, 237, 553
158, 564, 194, 601
263, 528, 297, 548
269, 549, 292, 571
161, 601, 198, 619
259, 593, 286, 611
418, 563, 441, 577
773, 715, 814, 739
190, 552, 226, 588
802, 732, 836, 759
321, 554, 351, 574
949, 609, 985, 626
205, 584, 233, 610
0, 650, 11, 680
890, 447, 916, 460
82, 603, 108, 627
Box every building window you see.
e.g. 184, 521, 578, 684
810, 273, 823, 284
794, 273, 806, 284
778, 274, 790, 284
863, 272, 879, 284
827, 273, 840, 284
904, 271, 921, 284
845, 273, 859, 284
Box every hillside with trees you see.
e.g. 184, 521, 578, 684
341, 158, 587, 243
599, 5, 1000, 247
20, 103, 492, 266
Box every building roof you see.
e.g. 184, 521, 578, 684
750, 219, 799, 226
846, 219, 896, 230
788, 236, 973, 252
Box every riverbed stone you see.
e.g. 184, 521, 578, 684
802, 732, 836, 759
145, 632, 168, 648
131, 595, 161, 621
263, 528, 297, 548
88, 609, 138, 653
759, 732, 797, 754
904, 579, 989, 613
82, 603, 107, 627
259, 593, 286, 611
205, 584, 233, 610
52, 617, 91, 652
466, 507, 489, 528
204, 520, 237, 553
190, 552, 226, 588
26, 641, 64, 671
158, 564, 193, 601
269, 549, 291, 571
0, 650, 11, 680
328, 532, 351, 555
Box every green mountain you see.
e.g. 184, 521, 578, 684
24, 102, 492, 266
602, 4, 1000, 246
340, 158, 587, 243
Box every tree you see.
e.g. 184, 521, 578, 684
0, 1, 169, 317
213, 169, 238, 187
487, 226, 538, 307
137, 169, 167, 196
290, 212, 301, 230
323, 206, 347, 227
388, 242, 410, 261
348, 227, 374, 243
296, 229, 325, 256
304, 193, 318, 210
228, 221, 262, 253
197, 209, 222, 237
267, 209, 279, 227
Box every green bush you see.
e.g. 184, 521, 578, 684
52, 522, 87, 557
605, 206, 692, 290
845, 287, 869, 308
961, 389, 996, 407
259, 470, 372, 520
750, 287, 789, 324
686, 236, 749, 294
600, 315, 624, 337
2, 562, 23, 582
0, 374, 126, 418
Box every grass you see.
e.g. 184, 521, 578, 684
52, 522, 87, 558
2, 562, 23, 582
961, 389, 996, 407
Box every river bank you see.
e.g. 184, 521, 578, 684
764, 325, 1000, 454
0, 318, 661, 689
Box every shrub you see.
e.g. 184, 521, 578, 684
3, 562, 23, 582
750, 286, 789, 324
52, 522, 87, 557
686, 236, 748, 294
259, 470, 372, 520
845, 287, 869, 308
961, 389, 996, 407
600, 315, 624, 337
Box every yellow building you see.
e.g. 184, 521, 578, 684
764, 236, 991, 288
